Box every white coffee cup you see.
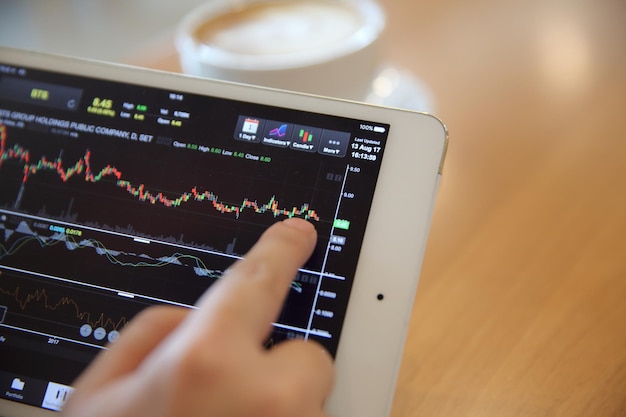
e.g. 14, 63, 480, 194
175, 0, 385, 101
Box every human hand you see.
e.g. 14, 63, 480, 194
62, 218, 334, 417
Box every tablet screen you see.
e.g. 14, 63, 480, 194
0, 62, 389, 411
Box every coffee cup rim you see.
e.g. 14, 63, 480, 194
175, 0, 385, 71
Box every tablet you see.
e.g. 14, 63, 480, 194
0, 47, 447, 417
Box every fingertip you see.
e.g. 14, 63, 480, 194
262, 218, 317, 256
281, 217, 317, 235
191, 218, 319, 342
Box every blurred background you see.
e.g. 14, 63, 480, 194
0, 0, 206, 61
2, 0, 625, 415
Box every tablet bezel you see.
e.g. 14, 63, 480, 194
0, 47, 447, 417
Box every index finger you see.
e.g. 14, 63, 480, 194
186, 218, 317, 344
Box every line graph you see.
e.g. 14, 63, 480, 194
1, 217, 307, 293
0, 268, 154, 346
1, 227, 215, 275
0, 124, 320, 220
0, 284, 128, 331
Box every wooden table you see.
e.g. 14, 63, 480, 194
132, 0, 626, 415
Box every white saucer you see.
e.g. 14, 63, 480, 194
365, 65, 435, 113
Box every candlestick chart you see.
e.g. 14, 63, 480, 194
0, 124, 321, 220
0, 122, 336, 268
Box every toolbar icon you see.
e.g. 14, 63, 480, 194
290, 125, 321, 153
269, 124, 288, 138
11, 378, 25, 391
242, 118, 260, 134
234, 115, 264, 143
318, 129, 350, 157
262, 120, 293, 148
42, 382, 75, 412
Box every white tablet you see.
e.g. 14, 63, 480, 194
0, 47, 447, 417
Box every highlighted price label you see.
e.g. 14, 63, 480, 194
333, 219, 351, 230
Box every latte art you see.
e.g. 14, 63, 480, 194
194, 1, 363, 56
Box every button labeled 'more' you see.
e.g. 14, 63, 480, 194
318, 129, 350, 157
